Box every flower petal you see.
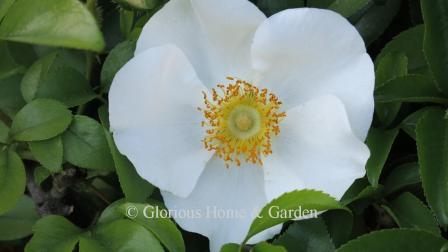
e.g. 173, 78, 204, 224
251, 8, 374, 140
161, 156, 280, 252
136, 0, 266, 86
263, 95, 369, 201
109, 45, 212, 197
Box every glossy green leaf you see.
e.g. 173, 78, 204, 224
25, 215, 82, 252
384, 163, 421, 195
0, 0, 105, 52
374, 52, 408, 126
416, 109, 448, 226
274, 218, 334, 252
421, 0, 448, 94
62, 115, 114, 171
118, 203, 186, 252
384, 192, 439, 234
365, 128, 398, 186
375, 75, 448, 103
11, 99, 72, 141
100, 41, 135, 92
337, 229, 446, 252
0, 195, 38, 241
104, 129, 154, 202
375, 52, 409, 88
375, 25, 426, 74
251, 242, 286, 252
80, 219, 164, 252
400, 107, 435, 140
244, 190, 348, 244
0, 148, 25, 215
328, 0, 370, 18
29, 135, 63, 172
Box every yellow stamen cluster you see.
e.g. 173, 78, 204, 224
199, 77, 286, 167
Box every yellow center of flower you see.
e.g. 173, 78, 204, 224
199, 77, 286, 167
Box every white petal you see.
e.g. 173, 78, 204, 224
109, 45, 212, 197
263, 95, 369, 201
251, 8, 374, 140
161, 156, 280, 252
136, 0, 266, 86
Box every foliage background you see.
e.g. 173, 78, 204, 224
0, 0, 447, 251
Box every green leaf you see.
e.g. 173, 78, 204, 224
374, 52, 408, 126
416, 109, 448, 226
100, 41, 135, 92
251, 242, 286, 252
21, 52, 95, 107
375, 52, 409, 88
29, 135, 63, 172
384, 163, 421, 195
78, 237, 108, 252
354, 0, 401, 46
306, 0, 333, 8
25, 215, 82, 252
79, 219, 164, 252
256, 0, 304, 16
220, 243, 240, 252
273, 218, 334, 252
421, 0, 448, 94
375, 25, 427, 74
337, 229, 447, 252
0, 0, 15, 21
383, 192, 439, 235
33, 166, 51, 185
104, 129, 154, 202
400, 107, 435, 140
365, 128, 398, 187
11, 99, 72, 141
33, 67, 95, 107
243, 190, 348, 244
97, 199, 126, 225
375, 75, 448, 103
0, 148, 25, 215
114, 0, 160, 10
0, 120, 9, 144
0, 73, 26, 117
0, 195, 39, 241
62, 115, 114, 171
322, 210, 353, 247
118, 203, 186, 252
328, 0, 370, 18
119, 9, 134, 38
0, 41, 25, 79
0, 0, 105, 52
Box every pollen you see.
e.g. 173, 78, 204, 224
199, 77, 286, 167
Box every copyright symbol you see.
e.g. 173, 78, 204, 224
126, 205, 138, 219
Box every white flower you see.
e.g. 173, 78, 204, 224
109, 0, 374, 251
